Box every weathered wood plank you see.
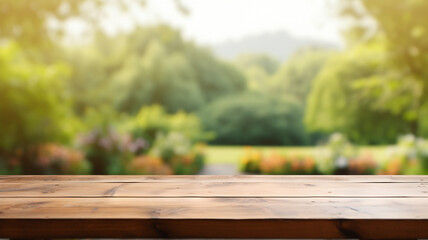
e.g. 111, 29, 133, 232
1, 219, 428, 239
0, 182, 427, 198
1, 197, 428, 219
0, 175, 427, 183
1, 176, 427, 239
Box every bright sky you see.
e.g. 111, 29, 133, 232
65, 0, 344, 47
138, 0, 344, 46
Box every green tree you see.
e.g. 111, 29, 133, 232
0, 42, 76, 173
305, 41, 413, 144
339, 0, 428, 135
305, 0, 428, 143
234, 53, 279, 92
271, 48, 332, 104
0, 1, 147, 49
200, 93, 307, 145
67, 26, 246, 114
0, 0, 85, 49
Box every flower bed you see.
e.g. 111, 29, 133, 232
240, 134, 428, 175
240, 148, 317, 174
5, 143, 91, 175
1, 105, 207, 175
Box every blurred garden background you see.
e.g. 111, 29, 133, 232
1, 0, 428, 175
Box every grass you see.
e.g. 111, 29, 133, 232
205, 145, 391, 165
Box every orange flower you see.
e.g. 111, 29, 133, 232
128, 155, 173, 175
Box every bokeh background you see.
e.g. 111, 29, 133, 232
1, 0, 428, 175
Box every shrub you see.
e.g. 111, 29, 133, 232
77, 127, 148, 174
0, 42, 77, 174
378, 134, 428, 174
123, 105, 208, 175
239, 147, 263, 173
130, 105, 212, 145
314, 133, 357, 174
9, 143, 90, 174
348, 153, 378, 175
150, 132, 205, 174
200, 93, 307, 145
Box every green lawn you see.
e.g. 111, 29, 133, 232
205, 145, 390, 165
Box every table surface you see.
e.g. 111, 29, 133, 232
1, 175, 428, 239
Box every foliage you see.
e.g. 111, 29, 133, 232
239, 147, 317, 175
334, 0, 428, 138
200, 93, 307, 145
239, 134, 428, 175
306, 0, 428, 144
129, 105, 212, 145
0, 42, 80, 174
75, 105, 208, 175
3, 143, 90, 175
352, 0, 428, 87
77, 127, 148, 175
379, 134, 428, 174
26, 143, 89, 174
151, 132, 205, 174
234, 53, 279, 91
347, 153, 377, 175
239, 134, 379, 175
235, 53, 279, 75
130, 105, 208, 175
0, 0, 147, 58
314, 133, 358, 174
261, 153, 317, 175
239, 147, 262, 173
0, 0, 84, 51
66, 26, 246, 114
270, 48, 332, 104
76, 105, 208, 175
305, 41, 414, 144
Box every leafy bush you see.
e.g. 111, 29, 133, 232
314, 133, 358, 174
75, 105, 207, 175
77, 127, 148, 174
239, 147, 263, 173
130, 105, 212, 145
379, 134, 428, 174
305, 41, 415, 145
8, 143, 90, 174
200, 93, 307, 145
151, 132, 205, 174
347, 153, 377, 175
0, 42, 79, 174
240, 134, 382, 175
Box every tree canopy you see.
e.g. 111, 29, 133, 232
66, 26, 246, 114
271, 48, 332, 104
305, 0, 428, 143
200, 93, 307, 146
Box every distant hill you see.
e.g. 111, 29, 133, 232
211, 31, 339, 62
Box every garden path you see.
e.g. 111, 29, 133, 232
200, 164, 239, 175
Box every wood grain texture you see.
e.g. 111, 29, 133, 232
1, 175, 427, 182
1, 197, 428, 219
0, 182, 427, 198
0, 175, 427, 239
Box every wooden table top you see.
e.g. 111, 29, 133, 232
1, 175, 428, 239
